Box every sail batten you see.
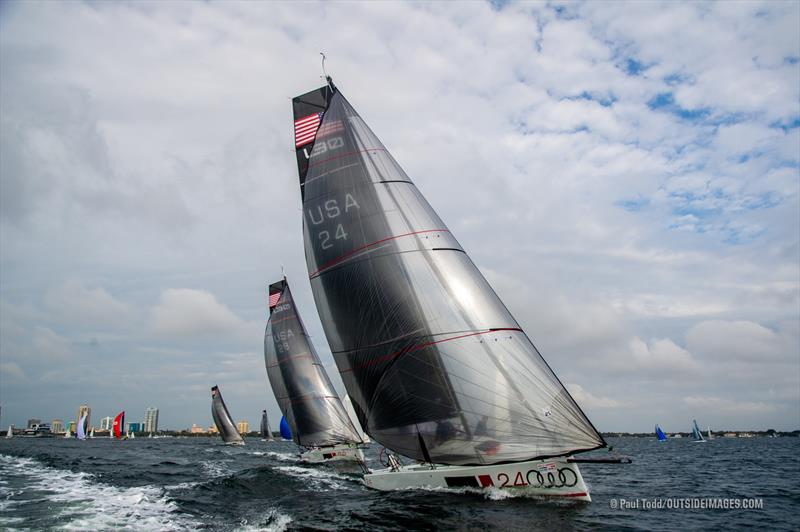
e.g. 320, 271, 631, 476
292, 81, 605, 466
264, 279, 363, 448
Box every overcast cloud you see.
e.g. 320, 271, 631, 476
1, 1, 798, 433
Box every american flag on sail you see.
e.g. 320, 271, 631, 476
294, 112, 322, 148
268, 291, 282, 309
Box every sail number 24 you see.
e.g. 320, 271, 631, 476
307, 193, 360, 250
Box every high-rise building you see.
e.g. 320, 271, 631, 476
100, 416, 112, 430
68, 421, 76, 433
27, 418, 42, 428
128, 422, 143, 433
144, 407, 159, 434
77, 405, 91, 431
236, 421, 249, 434
51, 419, 65, 433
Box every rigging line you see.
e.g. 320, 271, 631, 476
339, 328, 521, 373
309, 228, 450, 277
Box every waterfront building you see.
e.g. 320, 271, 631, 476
208, 425, 218, 434
100, 416, 112, 430
144, 407, 159, 433
68, 421, 76, 432
190, 424, 204, 434
236, 421, 249, 434
51, 419, 64, 433
128, 422, 143, 433
27, 418, 42, 429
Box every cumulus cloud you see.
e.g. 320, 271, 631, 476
566, 383, 621, 409
686, 320, 793, 363
149, 288, 248, 338
45, 279, 131, 327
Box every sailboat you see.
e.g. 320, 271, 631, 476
65, 426, 72, 438
76, 413, 88, 440
130, 430, 136, 439
5, 425, 12, 438
112, 411, 125, 440
279, 415, 292, 441
260, 410, 273, 441
706, 427, 713, 440
691, 419, 707, 443
655, 425, 668, 442
264, 278, 365, 464
211, 385, 245, 445
89, 427, 95, 439
287, 77, 615, 500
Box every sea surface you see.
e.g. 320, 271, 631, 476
0, 436, 797, 531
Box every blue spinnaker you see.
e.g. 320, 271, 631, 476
655, 424, 667, 441
280, 416, 292, 440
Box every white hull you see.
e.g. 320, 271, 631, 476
364, 457, 591, 501
300, 444, 364, 464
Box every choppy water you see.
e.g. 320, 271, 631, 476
0, 436, 797, 530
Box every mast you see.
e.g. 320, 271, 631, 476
290, 79, 606, 466
264, 278, 362, 448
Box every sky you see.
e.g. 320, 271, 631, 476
0, 1, 798, 434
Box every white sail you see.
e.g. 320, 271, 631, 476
76, 414, 87, 440
65, 427, 72, 438
5, 425, 12, 438
343, 394, 370, 444
89, 428, 95, 439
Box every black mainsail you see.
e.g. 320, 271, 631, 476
211, 385, 244, 444
264, 278, 363, 448
291, 78, 606, 466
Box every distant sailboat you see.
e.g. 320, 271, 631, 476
655, 424, 668, 442
279, 416, 292, 441
264, 278, 365, 464
113, 411, 125, 439
65, 426, 72, 438
76, 413, 88, 440
260, 410, 273, 441
707, 427, 713, 440
89, 427, 95, 439
211, 385, 245, 445
130, 431, 136, 439
5, 425, 12, 438
692, 419, 707, 443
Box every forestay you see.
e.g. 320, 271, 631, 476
291, 79, 606, 466
264, 279, 363, 448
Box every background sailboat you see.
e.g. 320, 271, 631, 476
211, 385, 244, 445
289, 78, 608, 499
6, 425, 12, 438
279, 416, 292, 441
655, 425, 668, 442
264, 278, 364, 463
113, 411, 125, 439
76, 413, 88, 440
692, 419, 707, 443
260, 410, 273, 441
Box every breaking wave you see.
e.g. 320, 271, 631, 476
0, 454, 200, 530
